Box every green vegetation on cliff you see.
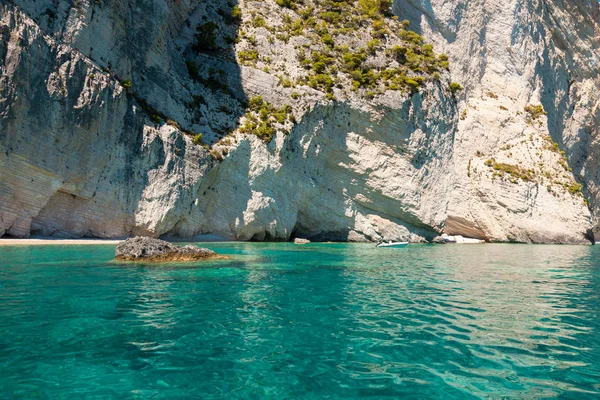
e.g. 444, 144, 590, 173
233, 0, 458, 99
183, 0, 463, 148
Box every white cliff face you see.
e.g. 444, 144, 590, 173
179, 89, 457, 242
395, 0, 599, 243
0, 0, 598, 243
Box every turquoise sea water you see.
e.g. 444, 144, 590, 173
1, 243, 599, 398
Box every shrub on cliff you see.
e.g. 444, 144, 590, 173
230, 6, 242, 22
192, 133, 204, 145
276, 0, 296, 9
524, 104, 547, 120
449, 82, 463, 95
195, 22, 218, 51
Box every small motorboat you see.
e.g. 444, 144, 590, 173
376, 241, 409, 248
441, 234, 485, 244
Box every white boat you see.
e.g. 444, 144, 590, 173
376, 241, 409, 248
441, 234, 485, 244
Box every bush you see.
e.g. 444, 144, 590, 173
276, 0, 296, 9
371, 20, 388, 38
313, 61, 327, 73
404, 78, 420, 91
255, 122, 276, 141
342, 50, 367, 71
185, 61, 199, 80
568, 182, 583, 196
248, 96, 264, 111
405, 49, 422, 71
192, 133, 203, 145
230, 6, 242, 22
378, 0, 393, 16
524, 104, 547, 120
240, 97, 294, 142
358, 0, 392, 18
421, 44, 434, 57
320, 11, 341, 24
308, 73, 334, 92
278, 76, 293, 88
390, 45, 407, 61
367, 39, 380, 54
121, 79, 132, 89
195, 22, 218, 52
252, 16, 266, 28
399, 30, 423, 45
321, 33, 335, 47
449, 81, 463, 95
238, 50, 259, 63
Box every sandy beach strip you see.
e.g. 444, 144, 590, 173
0, 238, 122, 246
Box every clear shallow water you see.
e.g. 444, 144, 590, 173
1, 243, 599, 399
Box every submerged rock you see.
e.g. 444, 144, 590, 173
115, 237, 218, 262
431, 236, 446, 244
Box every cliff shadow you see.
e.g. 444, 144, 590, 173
177, 1, 248, 144
392, 0, 465, 44
0, 1, 251, 238
114, 0, 251, 237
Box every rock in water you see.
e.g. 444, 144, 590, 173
115, 237, 218, 262
431, 236, 446, 244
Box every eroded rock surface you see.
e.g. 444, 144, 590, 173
114, 237, 217, 262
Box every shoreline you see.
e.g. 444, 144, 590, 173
0, 233, 236, 246
0, 238, 123, 246
0, 237, 591, 246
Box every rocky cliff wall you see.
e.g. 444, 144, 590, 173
396, 0, 600, 243
0, 0, 598, 243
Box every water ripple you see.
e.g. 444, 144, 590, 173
0, 243, 599, 398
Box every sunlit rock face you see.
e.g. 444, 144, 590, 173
0, 0, 598, 243
394, 0, 599, 243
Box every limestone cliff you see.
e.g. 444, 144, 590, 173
0, 0, 597, 243
396, 0, 600, 243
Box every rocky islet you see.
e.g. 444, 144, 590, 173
114, 237, 219, 262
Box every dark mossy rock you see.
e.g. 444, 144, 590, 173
115, 237, 219, 262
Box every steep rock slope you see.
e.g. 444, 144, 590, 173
396, 0, 599, 243
0, 0, 212, 238
0, 0, 597, 243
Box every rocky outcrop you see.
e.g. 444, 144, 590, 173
114, 237, 218, 262
1, 0, 599, 244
